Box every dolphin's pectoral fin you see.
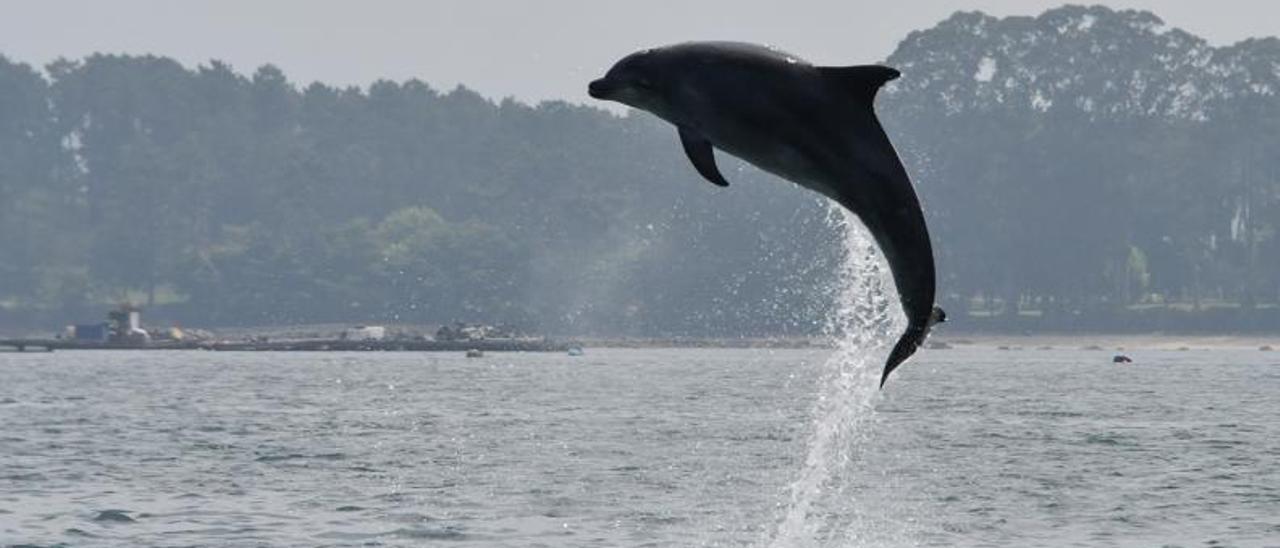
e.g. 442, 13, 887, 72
930, 306, 947, 326
817, 65, 901, 104
678, 126, 730, 187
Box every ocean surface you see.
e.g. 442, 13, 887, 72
1, 346, 1277, 547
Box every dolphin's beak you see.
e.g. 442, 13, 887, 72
588, 78, 616, 100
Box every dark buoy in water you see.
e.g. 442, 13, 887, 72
1113, 355, 1133, 363
465, 349, 483, 358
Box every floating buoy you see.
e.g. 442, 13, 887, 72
1112, 355, 1132, 363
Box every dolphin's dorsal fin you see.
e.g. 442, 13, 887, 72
678, 126, 730, 187
817, 65, 900, 104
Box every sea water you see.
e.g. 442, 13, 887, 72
2, 346, 1277, 547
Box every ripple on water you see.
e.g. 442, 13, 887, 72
253, 451, 346, 462
316, 525, 467, 541
389, 525, 467, 540
91, 509, 135, 523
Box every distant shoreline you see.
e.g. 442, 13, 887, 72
2, 321, 1276, 352
571, 334, 1279, 351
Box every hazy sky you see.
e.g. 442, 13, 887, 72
1, 1, 1276, 105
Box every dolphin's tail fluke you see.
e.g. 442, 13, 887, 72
880, 328, 923, 388
879, 305, 946, 388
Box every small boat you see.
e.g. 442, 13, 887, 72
567, 346, 584, 356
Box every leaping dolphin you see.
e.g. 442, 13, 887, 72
589, 42, 945, 387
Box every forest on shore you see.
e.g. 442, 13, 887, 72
1, 5, 1277, 335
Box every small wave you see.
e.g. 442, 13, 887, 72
386, 511, 439, 523
1203, 439, 1246, 448
92, 509, 135, 523
1024, 410, 1086, 418
1084, 433, 1133, 446
316, 524, 467, 541
254, 452, 346, 462
389, 525, 466, 540
635, 512, 688, 525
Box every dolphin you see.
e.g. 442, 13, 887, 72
589, 42, 945, 386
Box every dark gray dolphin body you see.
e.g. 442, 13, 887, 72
589, 42, 945, 386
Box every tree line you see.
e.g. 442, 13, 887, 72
882, 5, 1280, 330
1, 5, 1277, 334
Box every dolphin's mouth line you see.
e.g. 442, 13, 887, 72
588, 78, 615, 99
